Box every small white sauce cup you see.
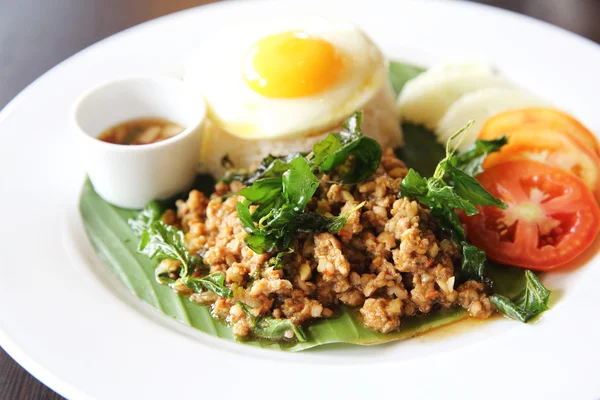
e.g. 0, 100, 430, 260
71, 76, 205, 209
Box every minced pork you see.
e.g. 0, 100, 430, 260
161, 148, 493, 340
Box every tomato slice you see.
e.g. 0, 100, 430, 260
482, 127, 600, 200
479, 108, 600, 155
461, 160, 600, 270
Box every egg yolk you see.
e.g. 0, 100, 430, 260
242, 31, 344, 98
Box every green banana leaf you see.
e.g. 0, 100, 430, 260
78, 61, 525, 351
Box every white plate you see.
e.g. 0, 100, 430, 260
1, 0, 600, 399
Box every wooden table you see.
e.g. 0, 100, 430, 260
1, 0, 599, 398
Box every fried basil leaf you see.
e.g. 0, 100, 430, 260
294, 202, 365, 233
446, 166, 506, 210
239, 178, 282, 203
265, 204, 299, 229
454, 136, 508, 176
429, 207, 466, 242
426, 184, 479, 216
244, 232, 278, 254
460, 243, 489, 284
138, 220, 201, 278
343, 137, 383, 183
254, 317, 307, 342
311, 134, 343, 167
182, 272, 232, 298
252, 195, 285, 223
249, 154, 299, 183
236, 112, 381, 254
264, 249, 294, 270
154, 259, 178, 285
222, 153, 301, 185
399, 169, 429, 199
128, 201, 163, 237
490, 271, 551, 322
235, 201, 256, 234
238, 302, 306, 342
399, 123, 506, 283
283, 156, 319, 212
315, 112, 382, 183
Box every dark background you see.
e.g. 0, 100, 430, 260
1, 0, 599, 398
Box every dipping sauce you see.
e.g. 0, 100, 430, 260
98, 117, 184, 145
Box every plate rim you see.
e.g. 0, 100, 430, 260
2, 1, 600, 398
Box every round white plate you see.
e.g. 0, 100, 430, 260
2, 1, 600, 399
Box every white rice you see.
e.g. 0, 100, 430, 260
199, 81, 402, 178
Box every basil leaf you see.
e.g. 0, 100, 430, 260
322, 214, 349, 233
254, 317, 307, 342
293, 212, 343, 233
239, 302, 306, 342
236, 201, 256, 234
264, 249, 293, 270
265, 204, 299, 229
455, 136, 508, 176
243, 202, 364, 254
404, 177, 479, 218
223, 154, 300, 185
318, 138, 360, 173
238, 112, 380, 254
427, 210, 489, 285
513, 270, 551, 312
249, 157, 296, 184
399, 169, 429, 198
239, 177, 282, 203
489, 295, 527, 322
138, 220, 200, 278
342, 109, 363, 135
244, 232, 278, 254
316, 111, 382, 183
294, 202, 365, 233
128, 200, 163, 237
460, 243, 488, 284
426, 184, 479, 216
429, 207, 466, 242
252, 155, 297, 182
490, 271, 550, 322
311, 133, 343, 167
154, 260, 177, 285
138, 221, 185, 262
343, 137, 383, 183
399, 123, 507, 284
283, 156, 319, 212
252, 195, 285, 222
182, 272, 232, 298
446, 166, 506, 210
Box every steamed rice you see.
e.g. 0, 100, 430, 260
199, 81, 403, 177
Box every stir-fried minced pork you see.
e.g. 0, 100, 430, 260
163, 148, 493, 339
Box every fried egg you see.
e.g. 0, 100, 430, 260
183, 16, 389, 140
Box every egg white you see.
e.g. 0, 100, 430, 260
183, 16, 388, 140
